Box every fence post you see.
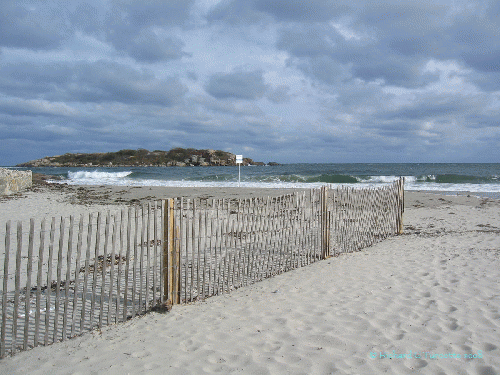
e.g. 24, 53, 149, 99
398, 177, 405, 235
163, 198, 181, 306
321, 186, 331, 259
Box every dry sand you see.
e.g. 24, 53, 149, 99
0, 182, 499, 374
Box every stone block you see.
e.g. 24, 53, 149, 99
0, 168, 33, 195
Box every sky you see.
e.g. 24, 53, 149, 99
1, 0, 500, 165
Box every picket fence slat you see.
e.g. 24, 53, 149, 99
71, 215, 83, 338
1, 221, 10, 358
34, 219, 45, 347
62, 216, 74, 342
23, 219, 35, 350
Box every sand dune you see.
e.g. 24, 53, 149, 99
0, 186, 499, 374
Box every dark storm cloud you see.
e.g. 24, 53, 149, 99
276, 25, 341, 58
392, 104, 463, 121
0, 98, 77, 118
276, 25, 354, 85
253, 0, 346, 22
447, 12, 500, 73
0, 0, 193, 63
177, 121, 210, 134
296, 56, 350, 85
273, 1, 499, 88
267, 85, 291, 103
208, 0, 346, 24
461, 49, 500, 73
0, 62, 73, 99
277, 24, 437, 88
105, 0, 194, 61
0, 1, 71, 49
356, 1, 500, 74
350, 57, 423, 87
0, 60, 187, 106
125, 30, 189, 63
360, 120, 416, 132
108, 0, 194, 28
70, 2, 106, 35
333, 80, 389, 107
206, 71, 267, 100
470, 73, 500, 91
464, 114, 500, 129
207, 0, 268, 25
385, 36, 432, 56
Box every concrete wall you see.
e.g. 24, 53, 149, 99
0, 168, 32, 195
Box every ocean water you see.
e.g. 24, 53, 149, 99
8, 163, 500, 196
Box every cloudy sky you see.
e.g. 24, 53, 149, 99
1, 0, 500, 165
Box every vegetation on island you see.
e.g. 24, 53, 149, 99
16, 148, 280, 167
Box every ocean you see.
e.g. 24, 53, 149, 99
8, 163, 500, 197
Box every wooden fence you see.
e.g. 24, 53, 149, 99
1, 179, 404, 358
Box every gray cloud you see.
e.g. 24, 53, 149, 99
209, 0, 347, 24
296, 56, 350, 85
108, 0, 195, 29
378, 104, 462, 121
70, 3, 105, 35
0, 62, 73, 99
206, 71, 267, 100
0, 98, 78, 118
267, 85, 291, 103
464, 114, 500, 129
125, 30, 189, 63
207, 0, 269, 25
470, 72, 500, 91
69, 61, 188, 105
277, 24, 435, 87
105, 0, 195, 61
276, 25, 341, 58
461, 49, 500, 73
0, 1, 70, 49
0, 60, 188, 106
253, 0, 346, 22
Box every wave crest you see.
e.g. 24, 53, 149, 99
67, 170, 133, 183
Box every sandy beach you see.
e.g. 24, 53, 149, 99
0, 181, 499, 374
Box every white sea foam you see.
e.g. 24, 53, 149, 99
47, 170, 500, 193
64, 170, 133, 184
365, 175, 401, 183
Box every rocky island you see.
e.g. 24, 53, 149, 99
16, 148, 279, 168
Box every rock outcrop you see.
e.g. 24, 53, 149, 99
16, 148, 274, 168
0, 168, 32, 195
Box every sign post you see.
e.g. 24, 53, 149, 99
236, 155, 243, 187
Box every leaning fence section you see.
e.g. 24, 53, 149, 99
329, 178, 404, 256
1, 178, 404, 358
0, 202, 164, 358
165, 191, 323, 304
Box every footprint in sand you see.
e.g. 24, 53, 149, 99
480, 343, 497, 352
476, 365, 497, 375
447, 320, 459, 331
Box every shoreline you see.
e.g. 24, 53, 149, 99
0, 180, 498, 225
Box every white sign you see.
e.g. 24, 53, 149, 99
236, 155, 243, 186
